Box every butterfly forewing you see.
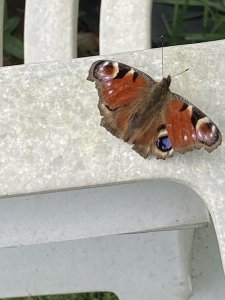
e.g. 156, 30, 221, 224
88, 60, 163, 156
87, 60, 156, 110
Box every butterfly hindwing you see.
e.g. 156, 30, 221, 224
165, 93, 222, 154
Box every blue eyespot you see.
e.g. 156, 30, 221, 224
156, 136, 172, 152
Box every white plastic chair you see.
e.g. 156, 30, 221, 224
0, 1, 224, 299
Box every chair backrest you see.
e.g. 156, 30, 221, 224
24, 0, 79, 63
99, 0, 152, 55
24, 0, 152, 63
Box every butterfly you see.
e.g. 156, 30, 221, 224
87, 60, 222, 159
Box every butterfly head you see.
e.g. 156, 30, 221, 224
161, 75, 171, 87
151, 75, 171, 100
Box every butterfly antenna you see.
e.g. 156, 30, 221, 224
171, 68, 189, 78
161, 35, 164, 78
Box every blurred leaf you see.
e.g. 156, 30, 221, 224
3, 0, 23, 62
156, 0, 225, 46
185, 32, 224, 41
4, 0, 8, 22
172, 0, 179, 28
211, 15, 225, 33
204, 0, 225, 13
203, 2, 209, 27
155, 0, 205, 7
155, 0, 225, 12
169, 0, 189, 44
22, 292, 119, 300
161, 13, 172, 35
4, 16, 21, 33
4, 33, 23, 59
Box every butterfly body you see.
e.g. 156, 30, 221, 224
87, 60, 221, 159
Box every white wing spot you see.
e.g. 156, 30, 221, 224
129, 69, 134, 74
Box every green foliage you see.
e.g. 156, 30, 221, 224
40, 292, 118, 300
2, 292, 118, 300
154, 0, 225, 45
3, 0, 23, 59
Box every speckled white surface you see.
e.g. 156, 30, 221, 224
0, 40, 225, 268
100, 0, 152, 54
24, 0, 78, 63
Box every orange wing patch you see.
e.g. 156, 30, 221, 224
165, 100, 198, 151
87, 60, 154, 110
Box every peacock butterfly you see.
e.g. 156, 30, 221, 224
87, 60, 222, 159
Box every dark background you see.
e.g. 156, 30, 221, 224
4, 0, 225, 65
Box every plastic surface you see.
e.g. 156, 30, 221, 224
100, 0, 152, 54
0, 230, 193, 300
0, 40, 224, 269
0, 180, 209, 248
24, 0, 78, 63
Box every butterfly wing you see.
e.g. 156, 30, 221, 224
87, 60, 156, 109
87, 60, 164, 158
165, 93, 222, 154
